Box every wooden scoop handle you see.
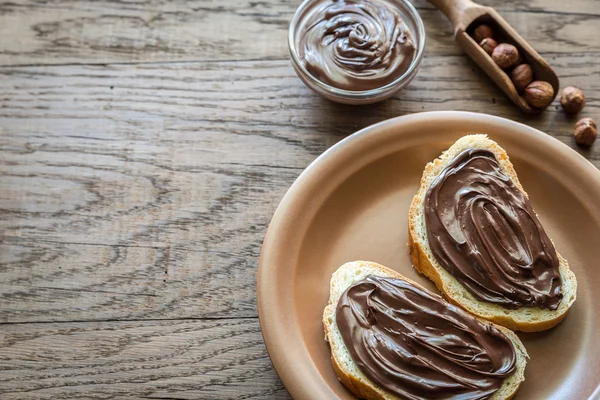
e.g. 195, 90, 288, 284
427, 0, 490, 34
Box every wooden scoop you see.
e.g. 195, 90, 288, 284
428, 0, 559, 114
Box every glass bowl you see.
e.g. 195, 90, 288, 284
288, 0, 426, 105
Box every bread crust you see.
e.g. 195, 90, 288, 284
407, 134, 577, 332
323, 261, 527, 400
408, 229, 571, 332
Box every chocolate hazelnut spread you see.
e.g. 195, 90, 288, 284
336, 275, 516, 400
424, 149, 563, 310
297, 0, 415, 91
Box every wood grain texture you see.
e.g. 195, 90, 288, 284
1, 54, 599, 324
0, 318, 289, 399
1, 0, 599, 66
1, 0, 599, 398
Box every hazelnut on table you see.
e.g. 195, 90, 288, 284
524, 81, 554, 109
492, 43, 520, 69
561, 86, 586, 115
574, 118, 597, 147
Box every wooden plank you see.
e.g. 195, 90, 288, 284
1, 55, 599, 323
0, 318, 289, 399
0, 240, 270, 323
0, 0, 598, 66
0, 2, 597, 399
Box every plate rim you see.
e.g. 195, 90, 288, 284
257, 111, 600, 399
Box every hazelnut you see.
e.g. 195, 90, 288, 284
492, 43, 519, 69
574, 118, 597, 146
515, 51, 524, 66
560, 86, 586, 115
523, 81, 554, 109
510, 64, 533, 92
473, 24, 494, 43
480, 38, 498, 55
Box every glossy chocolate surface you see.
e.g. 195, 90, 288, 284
424, 149, 562, 309
297, 0, 415, 91
336, 275, 516, 400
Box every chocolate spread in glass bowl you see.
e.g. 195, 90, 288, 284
297, 0, 416, 91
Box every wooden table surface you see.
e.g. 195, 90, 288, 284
0, 0, 598, 398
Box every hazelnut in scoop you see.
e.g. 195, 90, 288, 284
492, 43, 519, 69
524, 81, 554, 109
473, 24, 493, 43
561, 86, 586, 115
480, 38, 498, 55
511, 64, 533, 93
574, 118, 597, 146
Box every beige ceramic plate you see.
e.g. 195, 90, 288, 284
258, 111, 600, 400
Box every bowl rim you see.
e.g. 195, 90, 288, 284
288, 0, 427, 99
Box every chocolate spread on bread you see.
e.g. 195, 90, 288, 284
297, 0, 415, 91
424, 149, 563, 309
336, 275, 516, 400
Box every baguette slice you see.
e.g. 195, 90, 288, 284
323, 260, 528, 400
408, 134, 577, 332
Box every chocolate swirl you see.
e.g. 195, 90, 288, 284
336, 275, 517, 400
298, 0, 415, 91
424, 149, 562, 309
